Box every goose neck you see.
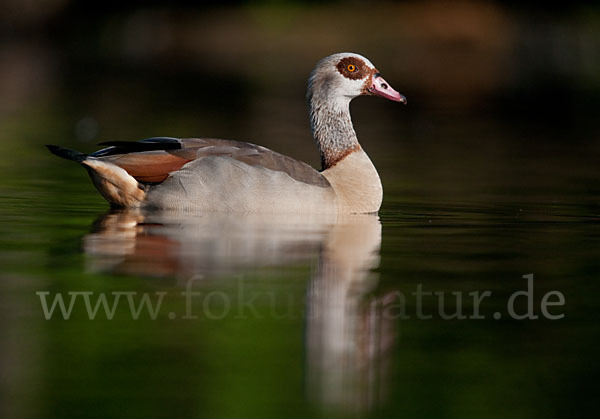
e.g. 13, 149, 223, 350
309, 95, 360, 170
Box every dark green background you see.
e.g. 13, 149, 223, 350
0, 1, 598, 418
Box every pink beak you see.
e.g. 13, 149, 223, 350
367, 74, 407, 104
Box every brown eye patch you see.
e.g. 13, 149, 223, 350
336, 57, 367, 80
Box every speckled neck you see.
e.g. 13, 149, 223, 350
307, 83, 360, 170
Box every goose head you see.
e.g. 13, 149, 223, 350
308, 52, 407, 107
308, 52, 406, 171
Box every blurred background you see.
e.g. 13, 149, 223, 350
1, 0, 598, 202
0, 1, 599, 418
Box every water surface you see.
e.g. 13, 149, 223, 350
1, 133, 597, 418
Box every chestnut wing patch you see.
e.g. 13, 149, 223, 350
99, 137, 330, 187
102, 152, 193, 183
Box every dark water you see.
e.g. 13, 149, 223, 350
1, 2, 600, 418
1, 122, 598, 418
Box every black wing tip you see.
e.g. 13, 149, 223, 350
92, 137, 183, 157
46, 144, 87, 163
47, 137, 183, 161
97, 137, 181, 147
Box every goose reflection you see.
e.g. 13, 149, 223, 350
83, 209, 396, 413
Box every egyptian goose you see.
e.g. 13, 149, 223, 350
47, 53, 406, 213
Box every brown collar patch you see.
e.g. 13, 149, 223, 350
336, 57, 369, 80
323, 144, 362, 169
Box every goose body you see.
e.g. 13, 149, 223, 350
47, 53, 406, 213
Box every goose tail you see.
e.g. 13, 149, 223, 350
46, 144, 146, 208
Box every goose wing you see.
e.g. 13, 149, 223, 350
94, 137, 329, 187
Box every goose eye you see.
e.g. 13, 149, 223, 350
347, 64, 356, 72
